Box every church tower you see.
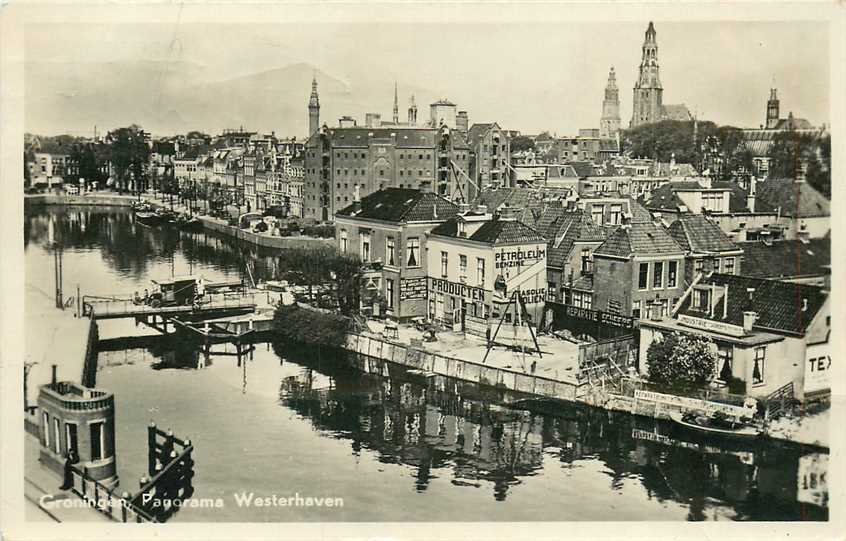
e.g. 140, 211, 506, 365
766, 88, 780, 129
630, 21, 664, 128
393, 82, 399, 124
308, 76, 320, 136
600, 67, 621, 139
408, 94, 418, 126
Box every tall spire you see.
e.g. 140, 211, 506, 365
308, 75, 320, 136
601, 66, 621, 139
630, 21, 663, 128
309, 75, 319, 108
393, 81, 399, 124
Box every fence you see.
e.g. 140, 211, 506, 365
68, 466, 156, 523
578, 335, 636, 369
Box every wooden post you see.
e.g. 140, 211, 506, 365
77, 285, 81, 317
121, 491, 129, 522
147, 422, 157, 476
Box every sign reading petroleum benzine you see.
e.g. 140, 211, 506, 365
494, 247, 546, 269
804, 342, 831, 394
634, 390, 756, 419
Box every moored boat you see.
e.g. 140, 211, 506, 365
668, 410, 762, 439
135, 211, 164, 226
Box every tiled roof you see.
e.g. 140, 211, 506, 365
547, 211, 613, 269
738, 238, 831, 280
755, 179, 830, 218
431, 217, 546, 245
593, 222, 684, 259
677, 273, 827, 336
668, 214, 740, 254
335, 188, 459, 223
774, 117, 814, 130
640, 183, 686, 211
568, 161, 596, 178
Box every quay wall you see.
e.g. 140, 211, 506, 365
343, 333, 582, 402
24, 194, 137, 208
199, 218, 334, 250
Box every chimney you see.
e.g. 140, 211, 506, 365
458, 203, 470, 214
746, 175, 757, 213
650, 297, 663, 321
722, 284, 729, 319
51, 364, 57, 388
457, 111, 469, 133
802, 297, 808, 312
743, 310, 757, 333
498, 206, 518, 221
352, 185, 362, 212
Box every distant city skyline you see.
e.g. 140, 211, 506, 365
25, 21, 829, 137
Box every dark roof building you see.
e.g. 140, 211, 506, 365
593, 222, 684, 259
335, 188, 459, 223
676, 273, 827, 336
668, 214, 740, 254
739, 237, 831, 284
430, 216, 545, 245
754, 179, 830, 218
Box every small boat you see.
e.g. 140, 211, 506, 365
178, 216, 204, 232
135, 211, 164, 226
668, 410, 762, 439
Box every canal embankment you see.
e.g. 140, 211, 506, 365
24, 193, 138, 208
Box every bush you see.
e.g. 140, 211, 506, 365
272, 304, 351, 347
647, 332, 717, 392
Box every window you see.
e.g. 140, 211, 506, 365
632, 300, 642, 318
361, 231, 371, 262
694, 259, 703, 273
581, 248, 592, 273
693, 288, 711, 312
65, 422, 78, 456
385, 279, 394, 309
477, 258, 485, 286
716, 345, 733, 383
53, 418, 61, 454
42, 412, 50, 448
90, 421, 104, 461
653, 261, 664, 289
386, 238, 396, 266
564, 289, 573, 305
668, 261, 678, 288
459, 254, 467, 276
441, 252, 448, 277
753, 347, 766, 385
591, 205, 604, 225
724, 257, 736, 274
638, 263, 649, 290
610, 204, 622, 225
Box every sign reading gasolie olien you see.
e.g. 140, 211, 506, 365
804, 342, 831, 395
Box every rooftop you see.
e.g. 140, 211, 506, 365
430, 216, 546, 245
593, 222, 684, 259
677, 273, 827, 336
335, 188, 459, 223
754, 179, 830, 218
667, 214, 740, 254
738, 237, 831, 280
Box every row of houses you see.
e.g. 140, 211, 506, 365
334, 182, 830, 401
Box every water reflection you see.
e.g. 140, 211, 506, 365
28, 207, 829, 521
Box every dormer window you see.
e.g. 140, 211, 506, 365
458, 220, 466, 237
692, 288, 711, 312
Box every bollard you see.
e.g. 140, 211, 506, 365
121, 491, 130, 522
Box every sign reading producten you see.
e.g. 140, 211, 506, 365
494, 247, 546, 270
429, 278, 486, 302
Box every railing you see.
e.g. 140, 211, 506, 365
81, 312, 99, 387
69, 465, 157, 523
83, 292, 257, 317
40, 382, 114, 411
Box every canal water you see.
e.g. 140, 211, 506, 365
25, 206, 829, 522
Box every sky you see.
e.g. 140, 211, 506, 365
24, 20, 830, 136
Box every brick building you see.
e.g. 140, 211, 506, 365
467, 122, 511, 190
334, 188, 459, 320
667, 214, 743, 287
592, 221, 686, 318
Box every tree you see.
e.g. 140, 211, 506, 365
107, 125, 150, 193
511, 135, 535, 153
647, 332, 717, 392
70, 143, 101, 189
767, 131, 830, 197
